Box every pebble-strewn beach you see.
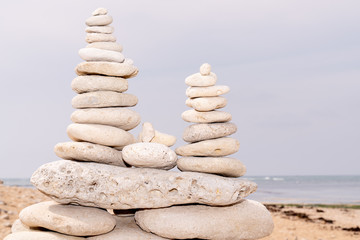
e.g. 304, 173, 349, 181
0, 184, 359, 239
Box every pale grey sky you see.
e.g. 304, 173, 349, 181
1, 0, 359, 178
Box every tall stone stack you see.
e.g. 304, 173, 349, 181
5, 9, 273, 240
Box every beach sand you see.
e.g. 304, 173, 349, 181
0, 184, 359, 239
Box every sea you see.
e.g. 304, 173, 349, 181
2, 175, 360, 205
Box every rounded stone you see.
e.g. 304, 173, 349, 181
86, 42, 123, 52
177, 157, 246, 177
199, 63, 211, 75
175, 137, 240, 157
186, 85, 230, 98
183, 122, 237, 142
67, 123, 136, 148
71, 91, 138, 109
185, 72, 217, 87
86, 33, 116, 43
151, 130, 176, 147
19, 201, 116, 236
11, 219, 36, 233
75, 62, 138, 78
92, 8, 108, 16
138, 122, 155, 142
182, 109, 232, 123
122, 143, 177, 170
135, 200, 273, 240
71, 75, 128, 94
4, 232, 85, 240
86, 15, 113, 26
54, 142, 126, 167
186, 96, 227, 111
86, 26, 114, 34
71, 108, 141, 130
78, 48, 124, 62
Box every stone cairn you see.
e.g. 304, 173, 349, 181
5, 8, 273, 240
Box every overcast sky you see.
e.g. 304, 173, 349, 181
1, 0, 359, 178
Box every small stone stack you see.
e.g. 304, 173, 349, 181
176, 63, 246, 177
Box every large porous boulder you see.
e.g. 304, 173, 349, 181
135, 200, 274, 240
31, 160, 257, 209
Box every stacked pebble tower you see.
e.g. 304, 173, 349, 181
4, 8, 274, 240
176, 63, 246, 177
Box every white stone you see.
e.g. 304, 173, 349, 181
183, 122, 237, 142
186, 96, 227, 111
71, 75, 128, 93
182, 109, 232, 123
4, 231, 85, 240
151, 130, 176, 147
75, 62, 138, 78
177, 157, 246, 177
11, 219, 36, 233
31, 160, 257, 209
88, 216, 167, 239
71, 108, 140, 130
186, 85, 230, 98
92, 8, 108, 16
72, 91, 138, 109
176, 137, 240, 157
135, 200, 274, 240
138, 122, 155, 142
86, 15, 112, 26
19, 201, 116, 236
54, 142, 126, 167
185, 72, 217, 87
79, 48, 124, 63
200, 63, 211, 75
86, 42, 123, 52
86, 26, 114, 34
124, 58, 134, 64
67, 123, 136, 148
122, 143, 177, 170
86, 33, 116, 43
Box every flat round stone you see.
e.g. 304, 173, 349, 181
86, 26, 114, 34
19, 201, 116, 236
54, 142, 126, 167
182, 109, 232, 123
79, 48, 124, 62
185, 72, 217, 87
67, 123, 135, 148
71, 108, 140, 130
183, 122, 237, 142
71, 75, 128, 93
177, 157, 246, 177
75, 62, 138, 78
92, 8, 108, 16
86, 42, 123, 52
86, 15, 112, 26
186, 85, 230, 98
86, 33, 116, 43
122, 143, 177, 170
72, 91, 138, 109
175, 137, 239, 157
4, 231, 85, 240
186, 96, 227, 111
135, 200, 273, 240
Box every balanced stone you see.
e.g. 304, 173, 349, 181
86, 15, 113, 26
182, 109, 232, 123
54, 142, 126, 167
92, 8, 108, 16
135, 200, 273, 240
4, 231, 85, 240
183, 122, 237, 142
86, 42, 123, 52
78, 48, 124, 62
177, 157, 246, 177
71, 91, 138, 108
86, 33, 116, 43
175, 137, 240, 157
75, 62, 138, 78
186, 96, 227, 111
88, 216, 167, 240
186, 85, 230, 98
31, 160, 257, 209
67, 123, 135, 148
151, 130, 176, 147
11, 219, 37, 233
200, 63, 211, 76
71, 108, 140, 130
122, 143, 177, 170
185, 72, 217, 87
71, 75, 128, 93
19, 201, 116, 236
138, 122, 155, 142
86, 26, 114, 34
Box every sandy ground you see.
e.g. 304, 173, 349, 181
0, 184, 359, 240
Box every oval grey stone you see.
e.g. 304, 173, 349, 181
182, 109, 232, 123
183, 122, 237, 142
86, 15, 113, 26
71, 75, 128, 94
75, 62, 138, 78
